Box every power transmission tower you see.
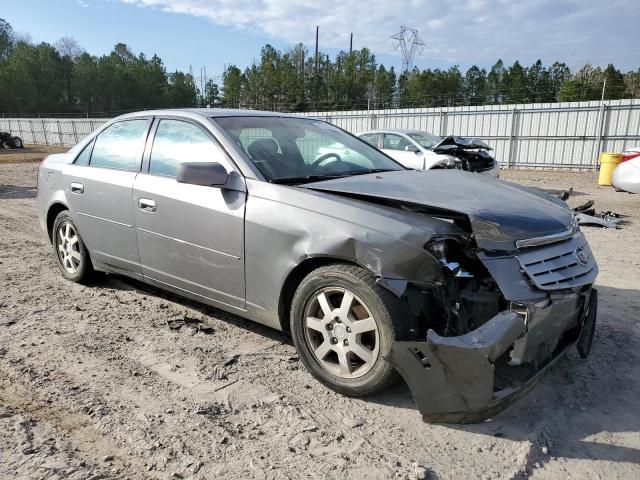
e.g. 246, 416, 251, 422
391, 26, 425, 72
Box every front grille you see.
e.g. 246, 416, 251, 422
515, 232, 597, 291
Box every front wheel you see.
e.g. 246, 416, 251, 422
290, 264, 407, 397
52, 211, 94, 283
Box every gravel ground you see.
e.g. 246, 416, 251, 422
1, 162, 639, 480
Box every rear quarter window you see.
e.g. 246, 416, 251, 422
90, 120, 148, 171
73, 139, 94, 166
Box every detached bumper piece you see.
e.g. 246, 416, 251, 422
387, 290, 597, 424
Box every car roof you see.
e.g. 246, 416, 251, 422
113, 108, 304, 121
358, 129, 437, 135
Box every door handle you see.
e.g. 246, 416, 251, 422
138, 198, 157, 212
70, 182, 84, 194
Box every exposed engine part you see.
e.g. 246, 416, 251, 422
407, 238, 504, 338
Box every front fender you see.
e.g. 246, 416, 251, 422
244, 180, 458, 325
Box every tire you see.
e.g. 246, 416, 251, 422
52, 211, 95, 283
290, 263, 408, 397
10, 136, 23, 149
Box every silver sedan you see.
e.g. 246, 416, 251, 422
37, 109, 597, 422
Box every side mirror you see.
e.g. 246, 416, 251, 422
404, 144, 419, 153
177, 162, 228, 187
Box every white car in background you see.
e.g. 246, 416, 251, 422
357, 129, 500, 177
612, 147, 640, 194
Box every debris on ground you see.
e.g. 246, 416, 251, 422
166, 314, 215, 334
546, 188, 628, 229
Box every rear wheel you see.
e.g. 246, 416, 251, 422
52, 211, 94, 283
10, 136, 23, 148
290, 264, 407, 396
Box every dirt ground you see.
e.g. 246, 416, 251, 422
0, 145, 68, 164
1, 160, 639, 480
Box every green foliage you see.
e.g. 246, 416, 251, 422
0, 18, 14, 61
0, 18, 637, 114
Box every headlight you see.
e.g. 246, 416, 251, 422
425, 239, 474, 278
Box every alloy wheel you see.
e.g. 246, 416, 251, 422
56, 222, 82, 274
303, 287, 380, 379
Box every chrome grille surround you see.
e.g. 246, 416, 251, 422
515, 231, 597, 291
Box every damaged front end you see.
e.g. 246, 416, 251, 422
384, 232, 598, 423
432, 136, 498, 175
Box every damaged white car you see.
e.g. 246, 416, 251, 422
358, 129, 500, 177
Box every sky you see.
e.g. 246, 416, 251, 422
5, 0, 640, 84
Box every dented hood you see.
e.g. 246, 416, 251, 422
433, 136, 492, 152
304, 170, 573, 251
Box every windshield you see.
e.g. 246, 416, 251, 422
213, 116, 405, 183
407, 132, 442, 150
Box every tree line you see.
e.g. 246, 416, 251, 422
0, 17, 638, 115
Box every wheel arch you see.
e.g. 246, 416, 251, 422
278, 256, 364, 332
46, 202, 70, 243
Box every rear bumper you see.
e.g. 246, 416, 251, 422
386, 288, 597, 423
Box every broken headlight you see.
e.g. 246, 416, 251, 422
426, 239, 473, 278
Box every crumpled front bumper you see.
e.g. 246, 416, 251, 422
386, 289, 597, 424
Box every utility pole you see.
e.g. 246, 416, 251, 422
315, 26, 319, 74
349, 33, 353, 55
601, 78, 607, 103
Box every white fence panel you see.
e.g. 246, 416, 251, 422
2, 99, 639, 169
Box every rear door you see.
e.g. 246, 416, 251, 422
64, 118, 151, 275
381, 133, 424, 169
133, 117, 246, 309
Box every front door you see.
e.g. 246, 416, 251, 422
133, 118, 246, 309
381, 133, 424, 169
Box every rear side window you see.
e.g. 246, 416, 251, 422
149, 119, 228, 178
90, 120, 148, 171
74, 139, 94, 166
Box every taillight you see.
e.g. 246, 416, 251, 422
620, 151, 640, 163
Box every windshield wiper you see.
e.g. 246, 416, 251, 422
346, 168, 396, 176
269, 169, 397, 185
269, 174, 348, 185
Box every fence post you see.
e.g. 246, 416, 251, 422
71, 119, 78, 144
439, 110, 447, 136
29, 119, 36, 145
56, 119, 64, 146
41, 118, 48, 145
593, 103, 607, 171
506, 108, 518, 169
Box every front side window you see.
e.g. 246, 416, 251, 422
383, 133, 413, 151
149, 119, 227, 178
90, 120, 148, 170
214, 116, 404, 183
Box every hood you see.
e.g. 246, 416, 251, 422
433, 136, 492, 153
304, 170, 573, 251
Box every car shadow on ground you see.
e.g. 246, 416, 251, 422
97, 273, 640, 470
97, 273, 291, 345
0, 185, 37, 199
